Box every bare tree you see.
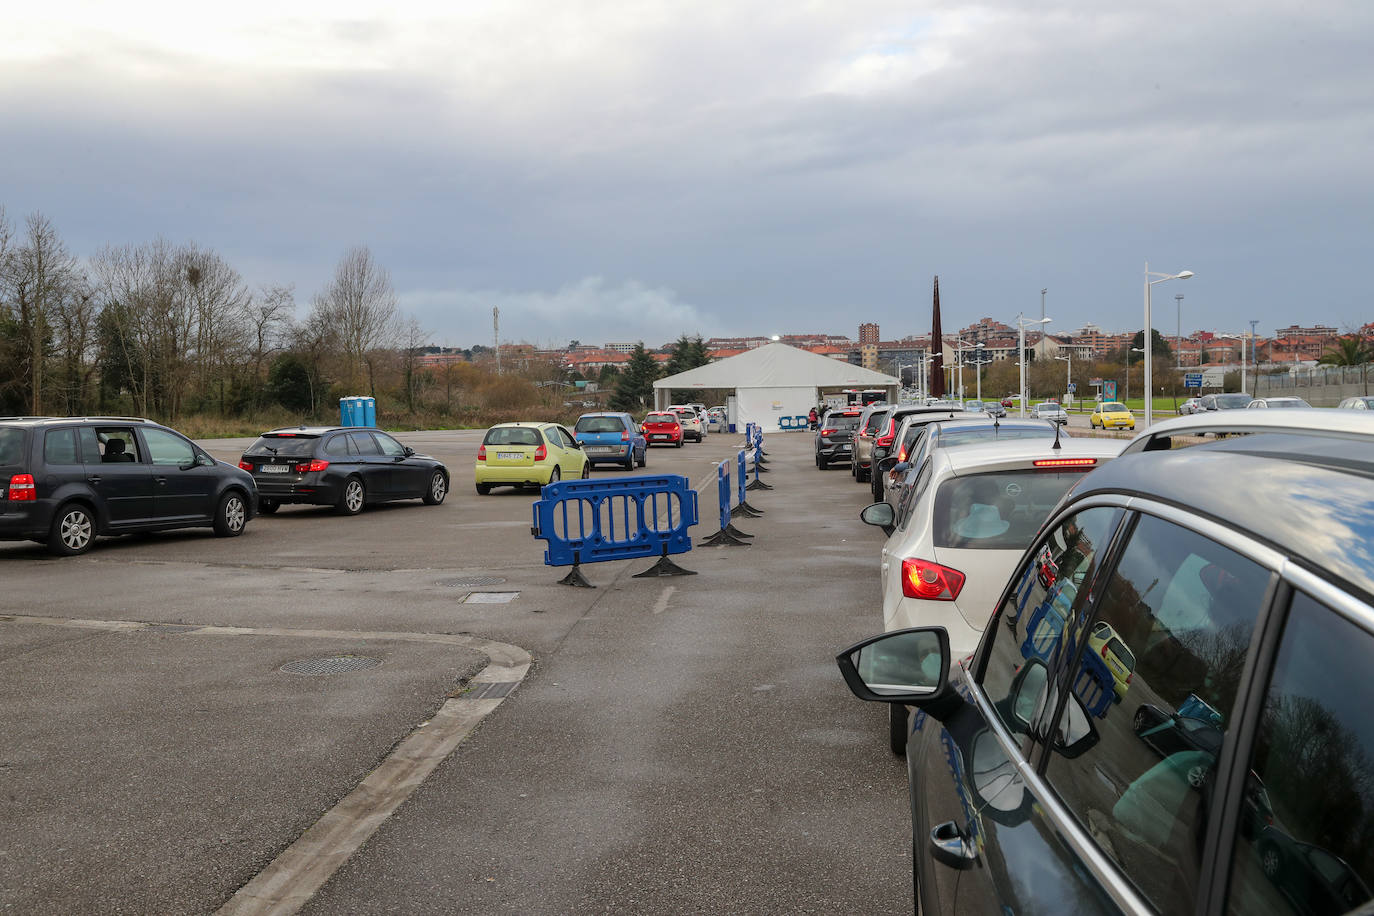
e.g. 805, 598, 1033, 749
313, 246, 397, 394
248, 284, 295, 385
396, 314, 431, 414
0, 213, 86, 414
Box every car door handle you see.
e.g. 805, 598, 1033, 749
155, 476, 167, 486
929, 821, 978, 870
87, 475, 101, 484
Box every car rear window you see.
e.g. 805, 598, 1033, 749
937, 426, 1056, 448
645, 414, 676, 423
483, 426, 542, 446
933, 469, 1096, 550
576, 416, 625, 433
1214, 394, 1253, 408
0, 428, 25, 466
826, 415, 862, 431
863, 410, 890, 435
245, 435, 319, 457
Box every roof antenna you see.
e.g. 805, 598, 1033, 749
1052, 420, 1063, 450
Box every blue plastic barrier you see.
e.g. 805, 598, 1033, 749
779, 416, 795, 430
531, 475, 699, 585
736, 451, 747, 506
700, 461, 752, 546
794, 415, 807, 429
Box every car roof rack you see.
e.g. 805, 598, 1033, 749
1122, 410, 1374, 455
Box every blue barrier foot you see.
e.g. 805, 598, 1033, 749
558, 563, 596, 588
746, 478, 774, 491
633, 547, 697, 577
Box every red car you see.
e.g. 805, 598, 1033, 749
641, 412, 684, 447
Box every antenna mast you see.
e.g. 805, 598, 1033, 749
493, 307, 501, 375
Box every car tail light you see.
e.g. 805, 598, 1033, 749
534, 443, 547, 461
1101, 644, 1111, 659
238, 461, 254, 471
820, 428, 836, 437
621, 430, 631, 441
477, 444, 487, 460
6, 474, 36, 501
1126, 672, 1134, 685
296, 459, 329, 473
875, 419, 895, 448
1033, 458, 1098, 468
901, 558, 965, 601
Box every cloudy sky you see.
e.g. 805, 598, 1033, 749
3, 1, 1371, 349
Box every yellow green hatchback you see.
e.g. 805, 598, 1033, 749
475, 422, 590, 494
1089, 401, 1136, 430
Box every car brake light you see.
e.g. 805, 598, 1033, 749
621, 430, 631, 442
296, 459, 329, 473
1033, 458, 1098, 468
534, 443, 547, 461
1101, 644, 1110, 659
7, 474, 36, 501
820, 428, 836, 436
238, 461, 254, 471
477, 444, 487, 460
1126, 672, 1133, 685
901, 558, 965, 601
875, 419, 895, 448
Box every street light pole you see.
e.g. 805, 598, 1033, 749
1017, 314, 1052, 418
975, 343, 985, 402
1126, 346, 1145, 407
1175, 293, 1184, 370
1144, 262, 1194, 428
1055, 353, 1071, 404
1040, 288, 1047, 361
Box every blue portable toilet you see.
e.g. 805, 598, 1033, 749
361, 396, 376, 427
339, 397, 354, 426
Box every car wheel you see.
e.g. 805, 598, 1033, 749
48, 503, 95, 556
549, 467, 561, 484
1132, 706, 1148, 732
581, 462, 591, 479
675, 439, 683, 448
475, 483, 492, 495
1260, 843, 1282, 879
623, 454, 635, 471
422, 470, 448, 505
819, 457, 829, 470
213, 491, 248, 537
336, 477, 366, 515
638, 449, 647, 468
258, 497, 280, 515
889, 705, 908, 756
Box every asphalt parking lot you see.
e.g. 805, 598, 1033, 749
1, 428, 915, 914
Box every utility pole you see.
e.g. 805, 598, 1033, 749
1040, 288, 1047, 360
1249, 319, 1259, 393
493, 307, 502, 375
1175, 293, 1184, 369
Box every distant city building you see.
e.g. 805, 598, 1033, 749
960, 318, 1015, 343
1274, 324, 1339, 339
858, 323, 880, 345
704, 336, 770, 351
603, 342, 639, 353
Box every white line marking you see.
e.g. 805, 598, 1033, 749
652, 585, 675, 615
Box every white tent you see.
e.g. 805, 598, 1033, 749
653, 343, 899, 432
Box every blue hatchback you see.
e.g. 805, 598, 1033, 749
573, 412, 646, 470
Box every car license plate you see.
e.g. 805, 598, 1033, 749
587, 447, 614, 455
651, 435, 668, 440
498, 451, 523, 460
260, 464, 290, 473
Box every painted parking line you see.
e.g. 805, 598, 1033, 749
4, 614, 530, 916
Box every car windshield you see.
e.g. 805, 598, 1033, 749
937, 425, 1056, 447
1265, 399, 1309, 408
1101, 402, 1126, 412
483, 426, 542, 446
245, 435, 318, 457
1215, 393, 1253, 408
575, 416, 625, 433
933, 469, 1095, 550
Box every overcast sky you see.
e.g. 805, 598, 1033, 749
4, 1, 1371, 349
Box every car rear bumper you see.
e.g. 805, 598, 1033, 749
818, 444, 854, 460
475, 465, 554, 486
252, 476, 342, 505
645, 434, 681, 445
0, 501, 53, 540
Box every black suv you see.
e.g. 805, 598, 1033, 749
0, 416, 256, 555
838, 411, 1374, 914
238, 427, 448, 515
814, 408, 863, 469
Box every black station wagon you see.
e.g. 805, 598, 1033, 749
0, 416, 255, 555
838, 411, 1374, 915
238, 427, 448, 515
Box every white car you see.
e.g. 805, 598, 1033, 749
860, 436, 1125, 753
667, 405, 705, 441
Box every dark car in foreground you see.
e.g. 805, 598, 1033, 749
815, 408, 863, 469
1, 415, 255, 555
837, 411, 1374, 914
239, 427, 447, 515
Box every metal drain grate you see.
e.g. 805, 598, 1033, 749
280, 656, 382, 676
143, 624, 202, 634
466, 681, 518, 700
438, 576, 508, 588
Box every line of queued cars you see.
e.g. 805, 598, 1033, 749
833, 401, 1374, 914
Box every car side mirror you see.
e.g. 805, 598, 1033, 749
836, 627, 957, 718
860, 501, 895, 535
877, 456, 898, 473
196, 453, 216, 468
403, 446, 415, 457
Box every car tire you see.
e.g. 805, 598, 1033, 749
819, 457, 829, 470
1132, 706, 1148, 732
336, 477, 366, 515
889, 704, 908, 756
1260, 842, 1282, 879
213, 491, 248, 537
258, 497, 280, 515
48, 502, 95, 556
623, 454, 635, 471
549, 467, 561, 484
581, 462, 591, 479
638, 449, 647, 468
475, 483, 492, 495
422, 470, 448, 505
675, 439, 683, 448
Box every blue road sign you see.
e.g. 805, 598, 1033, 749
1185, 372, 1203, 388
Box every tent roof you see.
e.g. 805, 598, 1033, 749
653, 342, 899, 389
